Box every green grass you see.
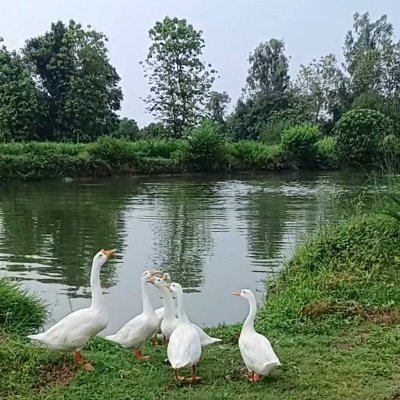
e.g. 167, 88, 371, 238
1, 213, 400, 399
0, 135, 338, 181
257, 213, 400, 334
1, 324, 399, 400
0, 279, 47, 334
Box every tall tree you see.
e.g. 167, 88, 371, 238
295, 54, 349, 123
142, 17, 216, 138
23, 20, 122, 142
113, 118, 139, 140
229, 39, 291, 140
0, 40, 44, 141
344, 12, 394, 75
244, 38, 290, 105
344, 12, 395, 96
205, 91, 230, 125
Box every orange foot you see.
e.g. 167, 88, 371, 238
75, 351, 94, 372
83, 362, 94, 371
174, 371, 186, 382
134, 349, 151, 362
247, 371, 261, 382
185, 375, 202, 384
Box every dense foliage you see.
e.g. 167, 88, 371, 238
142, 17, 216, 138
0, 279, 47, 333
0, 134, 337, 180
335, 108, 392, 164
281, 125, 320, 166
1, 11, 400, 169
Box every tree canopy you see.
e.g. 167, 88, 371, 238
142, 17, 216, 138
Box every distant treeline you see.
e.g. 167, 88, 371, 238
0, 12, 400, 167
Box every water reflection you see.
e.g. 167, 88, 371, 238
0, 172, 384, 328
149, 182, 222, 291
0, 182, 131, 297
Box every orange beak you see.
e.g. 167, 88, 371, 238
102, 249, 117, 258
146, 276, 156, 284
162, 273, 169, 281
232, 291, 241, 297
164, 284, 171, 289
150, 270, 161, 277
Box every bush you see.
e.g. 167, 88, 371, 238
315, 136, 339, 169
87, 136, 137, 164
258, 118, 292, 145
351, 92, 385, 112
130, 138, 182, 158
281, 125, 320, 167
230, 141, 283, 170
335, 108, 392, 164
185, 120, 226, 170
0, 279, 47, 333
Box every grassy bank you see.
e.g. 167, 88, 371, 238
0, 133, 337, 181
1, 213, 399, 399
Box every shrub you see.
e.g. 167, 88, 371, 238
281, 125, 320, 166
258, 118, 292, 145
87, 136, 137, 164
130, 138, 181, 158
0, 279, 47, 333
231, 141, 283, 170
335, 108, 392, 164
351, 92, 385, 112
315, 136, 339, 169
185, 120, 226, 170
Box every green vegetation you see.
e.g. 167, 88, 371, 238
0, 124, 340, 180
1, 11, 400, 176
1, 211, 400, 399
257, 214, 400, 334
281, 125, 320, 167
335, 108, 392, 164
0, 279, 47, 334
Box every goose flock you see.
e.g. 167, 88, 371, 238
27, 249, 281, 383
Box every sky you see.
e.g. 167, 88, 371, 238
1, 0, 399, 127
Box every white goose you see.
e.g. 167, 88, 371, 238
148, 274, 178, 342
167, 282, 202, 383
149, 274, 221, 347
27, 248, 116, 371
151, 306, 165, 345
233, 289, 281, 382
104, 270, 159, 361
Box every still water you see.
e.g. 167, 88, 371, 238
0, 172, 381, 333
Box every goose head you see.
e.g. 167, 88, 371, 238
166, 282, 183, 294
92, 249, 117, 269
232, 289, 254, 300
142, 270, 161, 282
147, 272, 170, 287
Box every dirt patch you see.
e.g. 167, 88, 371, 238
333, 342, 354, 352
33, 362, 75, 392
368, 309, 400, 325
321, 273, 361, 290
301, 301, 400, 325
385, 389, 400, 400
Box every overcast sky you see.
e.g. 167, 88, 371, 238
1, 1, 399, 127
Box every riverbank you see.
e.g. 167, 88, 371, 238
1, 213, 399, 399
0, 135, 337, 181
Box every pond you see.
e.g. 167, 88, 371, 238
0, 171, 382, 334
